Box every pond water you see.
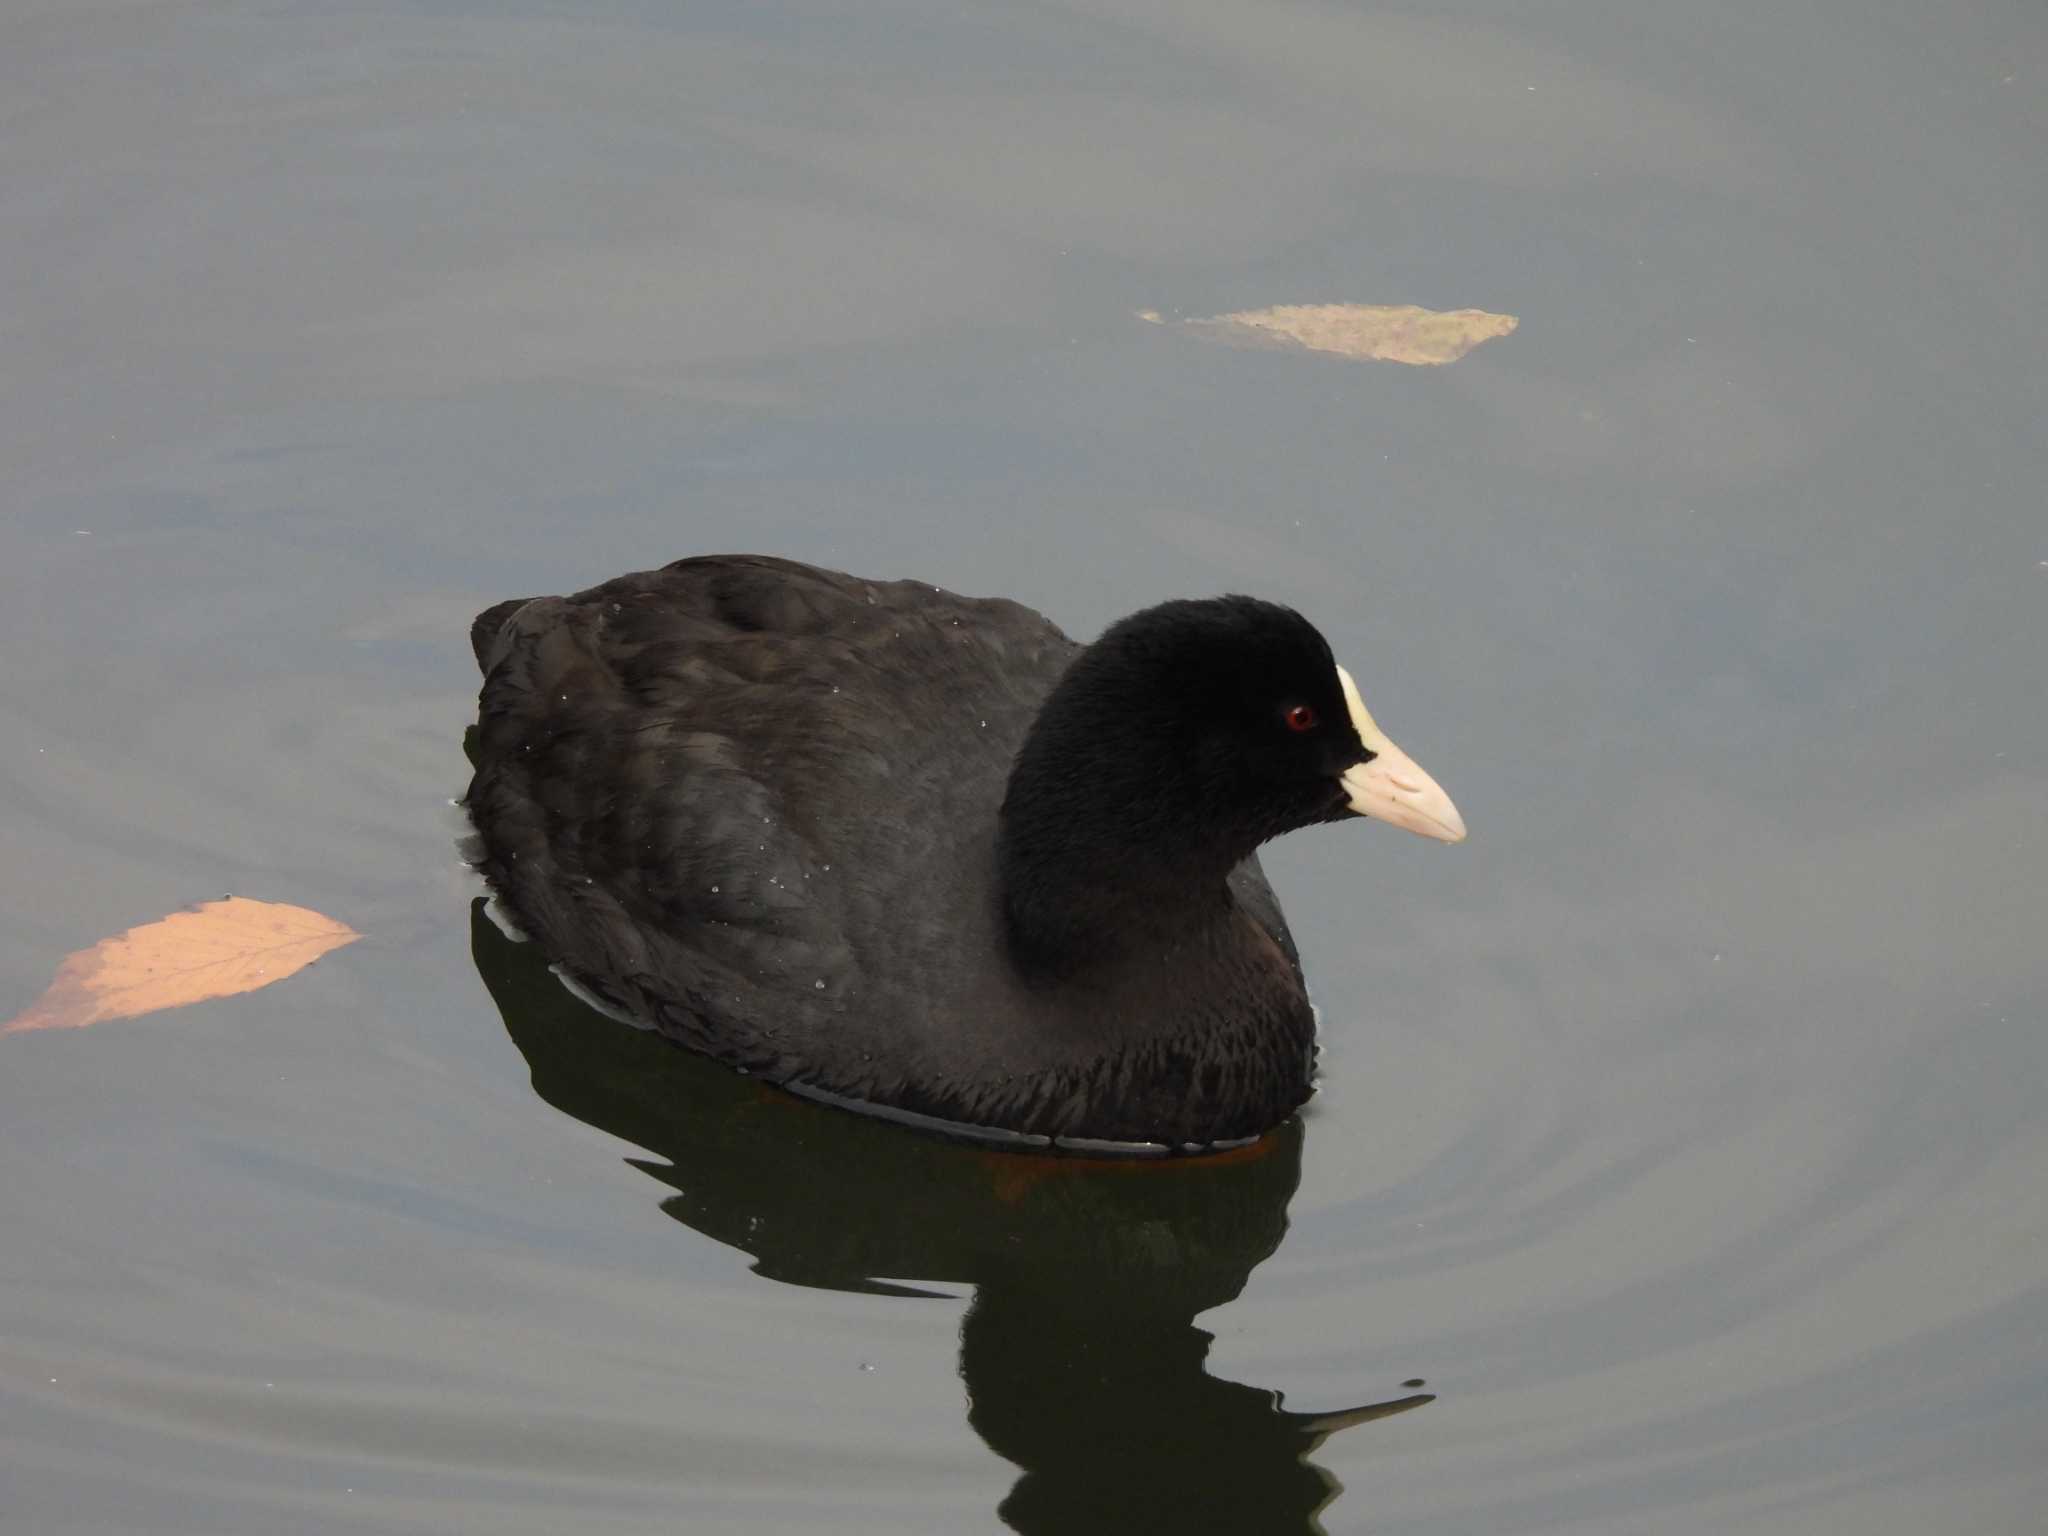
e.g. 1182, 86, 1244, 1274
3, 2, 2044, 1531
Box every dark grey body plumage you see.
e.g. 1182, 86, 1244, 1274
465, 555, 1327, 1148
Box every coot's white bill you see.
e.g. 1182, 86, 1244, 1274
1335, 665, 1466, 844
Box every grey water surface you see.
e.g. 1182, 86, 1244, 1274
3, 2, 2044, 1532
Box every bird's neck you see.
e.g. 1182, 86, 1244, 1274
994, 784, 1256, 978
1001, 853, 1230, 977
994, 647, 1265, 976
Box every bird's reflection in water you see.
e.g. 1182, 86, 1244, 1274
471, 900, 1431, 1534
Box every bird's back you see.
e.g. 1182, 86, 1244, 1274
468, 558, 1072, 1079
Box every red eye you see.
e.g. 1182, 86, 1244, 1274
1283, 704, 1319, 732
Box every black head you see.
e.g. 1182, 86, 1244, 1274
1069, 597, 1369, 844
1001, 593, 1461, 899
997, 595, 1464, 968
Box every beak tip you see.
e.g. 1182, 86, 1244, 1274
1338, 751, 1466, 844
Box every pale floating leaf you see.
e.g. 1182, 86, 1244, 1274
4, 898, 360, 1035
1144, 302, 1518, 365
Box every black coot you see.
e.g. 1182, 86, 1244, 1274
465, 555, 1463, 1153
